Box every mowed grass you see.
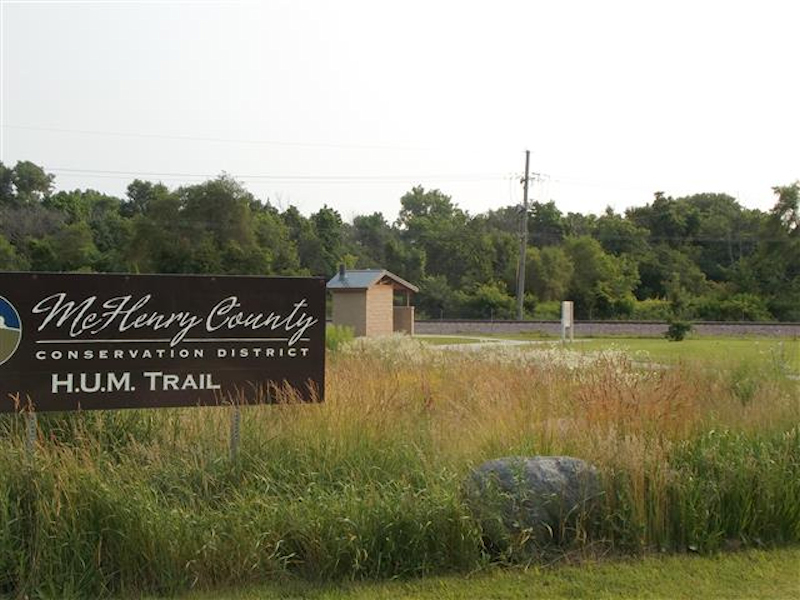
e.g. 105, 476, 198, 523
168, 547, 800, 600
0, 335, 798, 598
571, 337, 800, 372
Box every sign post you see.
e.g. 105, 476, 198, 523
0, 273, 326, 413
25, 411, 37, 459
230, 405, 241, 460
561, 301, 574, 342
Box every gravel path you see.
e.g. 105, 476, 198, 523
417, 334, 533, 350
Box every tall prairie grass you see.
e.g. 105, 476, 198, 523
0, 337, 798, 597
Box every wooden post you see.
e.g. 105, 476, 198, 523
229, 405, 241, 460
516, 149, 530, 320
25, 411, 37, 460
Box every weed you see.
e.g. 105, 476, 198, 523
0, 341, 797, 597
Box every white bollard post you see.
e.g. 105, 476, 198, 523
561, 301, 574, 342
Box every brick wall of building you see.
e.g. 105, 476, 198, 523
366, 284, 394, 336
331, 290, 368, 337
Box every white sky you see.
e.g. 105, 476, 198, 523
1, 0, 798, 221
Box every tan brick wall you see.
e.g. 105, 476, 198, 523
393, 306, 414, 335
331, 291, 367, 337
365, 284, 394, 336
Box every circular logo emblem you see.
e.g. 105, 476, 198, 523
0, 296, 22, 366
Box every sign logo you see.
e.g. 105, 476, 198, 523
0, 296, 22, 365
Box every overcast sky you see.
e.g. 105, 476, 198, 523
1, 0, 798, 221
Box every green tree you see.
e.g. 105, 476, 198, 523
627, 192, 700, 248
180, 176, 258, 251
0, 163, 14, 204
594, 206, 649, 257
127, 183, 189, 273
461, 281, 516, 319
416, 274, 460, 319
351, 212, 394, 267
283, 205, 327, 275
310, 205, 344, 275
743, 183, 800, 319
564, 236, 639, 318
526, 245, 573, 302
2, 161, 54, 205
397, 186, 498, 290
528, 200, 565, 246
122, 180, 170, 217
252, 203, 302, 274
636, 245, 708, 299
30, 222, 99, 271
0, 234, 28, 270
563, 211, 596, 237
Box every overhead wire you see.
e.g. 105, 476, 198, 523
47, 166, 509, 184
6, 124, 772, 202
3, 124, 423, 152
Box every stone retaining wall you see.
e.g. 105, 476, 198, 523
415, 319, 800, 338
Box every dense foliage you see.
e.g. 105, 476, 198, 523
1, 161, 798, 320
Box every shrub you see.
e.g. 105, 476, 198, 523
692, 293, 773, 322
766, 293, 800, 322
631, 298, 672, 321
665, 319, 693, 341
460, 282, 516, 320
325, 324, 354, 351
0, 344, 797, 597
531, 300, 561, 320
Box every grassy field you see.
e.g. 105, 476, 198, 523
168, 547, 800, 600
442, 333, 799, 373
570, 337, 800, 372
1, 335, 798, 598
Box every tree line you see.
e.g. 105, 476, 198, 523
1, 160, 798, 321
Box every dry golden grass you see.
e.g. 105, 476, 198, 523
1, 336, 797, 597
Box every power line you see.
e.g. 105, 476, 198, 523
46, 166, 509, 184
3, 124, 424, 152
9, 124, 747, 196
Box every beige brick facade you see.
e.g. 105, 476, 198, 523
365, 283, 394, 336
331, 290, 368, 336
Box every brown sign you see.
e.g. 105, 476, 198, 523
0, 272, 326, 412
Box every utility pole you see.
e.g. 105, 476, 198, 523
516, 149, 530, 320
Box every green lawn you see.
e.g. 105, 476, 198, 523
426, 333, 799, 372
571, 337, 799, 372
163, 548, 800, 600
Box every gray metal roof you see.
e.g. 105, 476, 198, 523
326, 269, 419, 293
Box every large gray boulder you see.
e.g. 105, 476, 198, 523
465, 456, 601, 548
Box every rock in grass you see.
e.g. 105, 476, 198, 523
465, 456, 601, 548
